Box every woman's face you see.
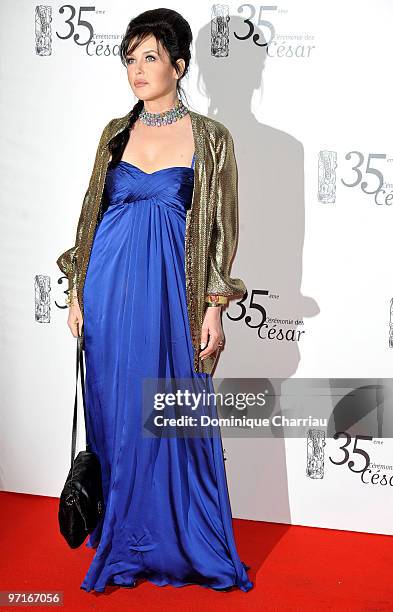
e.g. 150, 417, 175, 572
126, 34, 184, 101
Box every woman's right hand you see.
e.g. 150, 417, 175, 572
67, 294, 84, 338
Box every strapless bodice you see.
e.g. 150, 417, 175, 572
103, 155, 195, 216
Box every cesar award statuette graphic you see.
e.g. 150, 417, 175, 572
35, 5, 52, 56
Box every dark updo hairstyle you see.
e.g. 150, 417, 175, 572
108, 8, 193, 168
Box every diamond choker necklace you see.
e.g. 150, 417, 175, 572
138, 98, 189, 127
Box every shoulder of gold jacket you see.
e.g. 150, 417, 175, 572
56, 108, 247, 374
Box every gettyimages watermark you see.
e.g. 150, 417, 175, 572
141, 377, 393, 439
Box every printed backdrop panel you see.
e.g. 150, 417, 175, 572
0, 0, 391, 533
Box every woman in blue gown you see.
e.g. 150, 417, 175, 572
69, 8, 253, 595
81, 147, 252, 593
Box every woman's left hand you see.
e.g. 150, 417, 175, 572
199, 307, 225, 360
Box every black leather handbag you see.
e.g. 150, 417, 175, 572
58, 334, 104, 549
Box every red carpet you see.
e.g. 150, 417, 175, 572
0, 491, 392, 611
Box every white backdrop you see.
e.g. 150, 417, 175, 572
1, 0, 392, 535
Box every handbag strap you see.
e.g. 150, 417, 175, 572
70, 333, 89, 470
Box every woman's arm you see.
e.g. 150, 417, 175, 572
200, 128, 247, 361
205, 128, 247, 304
56, 118, 115, 299
56, 186, 90, 296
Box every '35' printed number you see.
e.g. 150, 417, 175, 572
56, 5, 95, 45
227, 289, 268, 334
329, 432, 372, 473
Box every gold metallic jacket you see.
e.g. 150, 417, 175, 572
56, 109, 247, 374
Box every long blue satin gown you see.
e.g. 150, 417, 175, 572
80, 152, 253, 593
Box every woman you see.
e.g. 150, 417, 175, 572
57, 8, 252, 593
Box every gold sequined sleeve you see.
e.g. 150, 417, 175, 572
56, 119, 114, 294
205, 129, 247, 299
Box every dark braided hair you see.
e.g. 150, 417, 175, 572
108, 8, 193, 168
